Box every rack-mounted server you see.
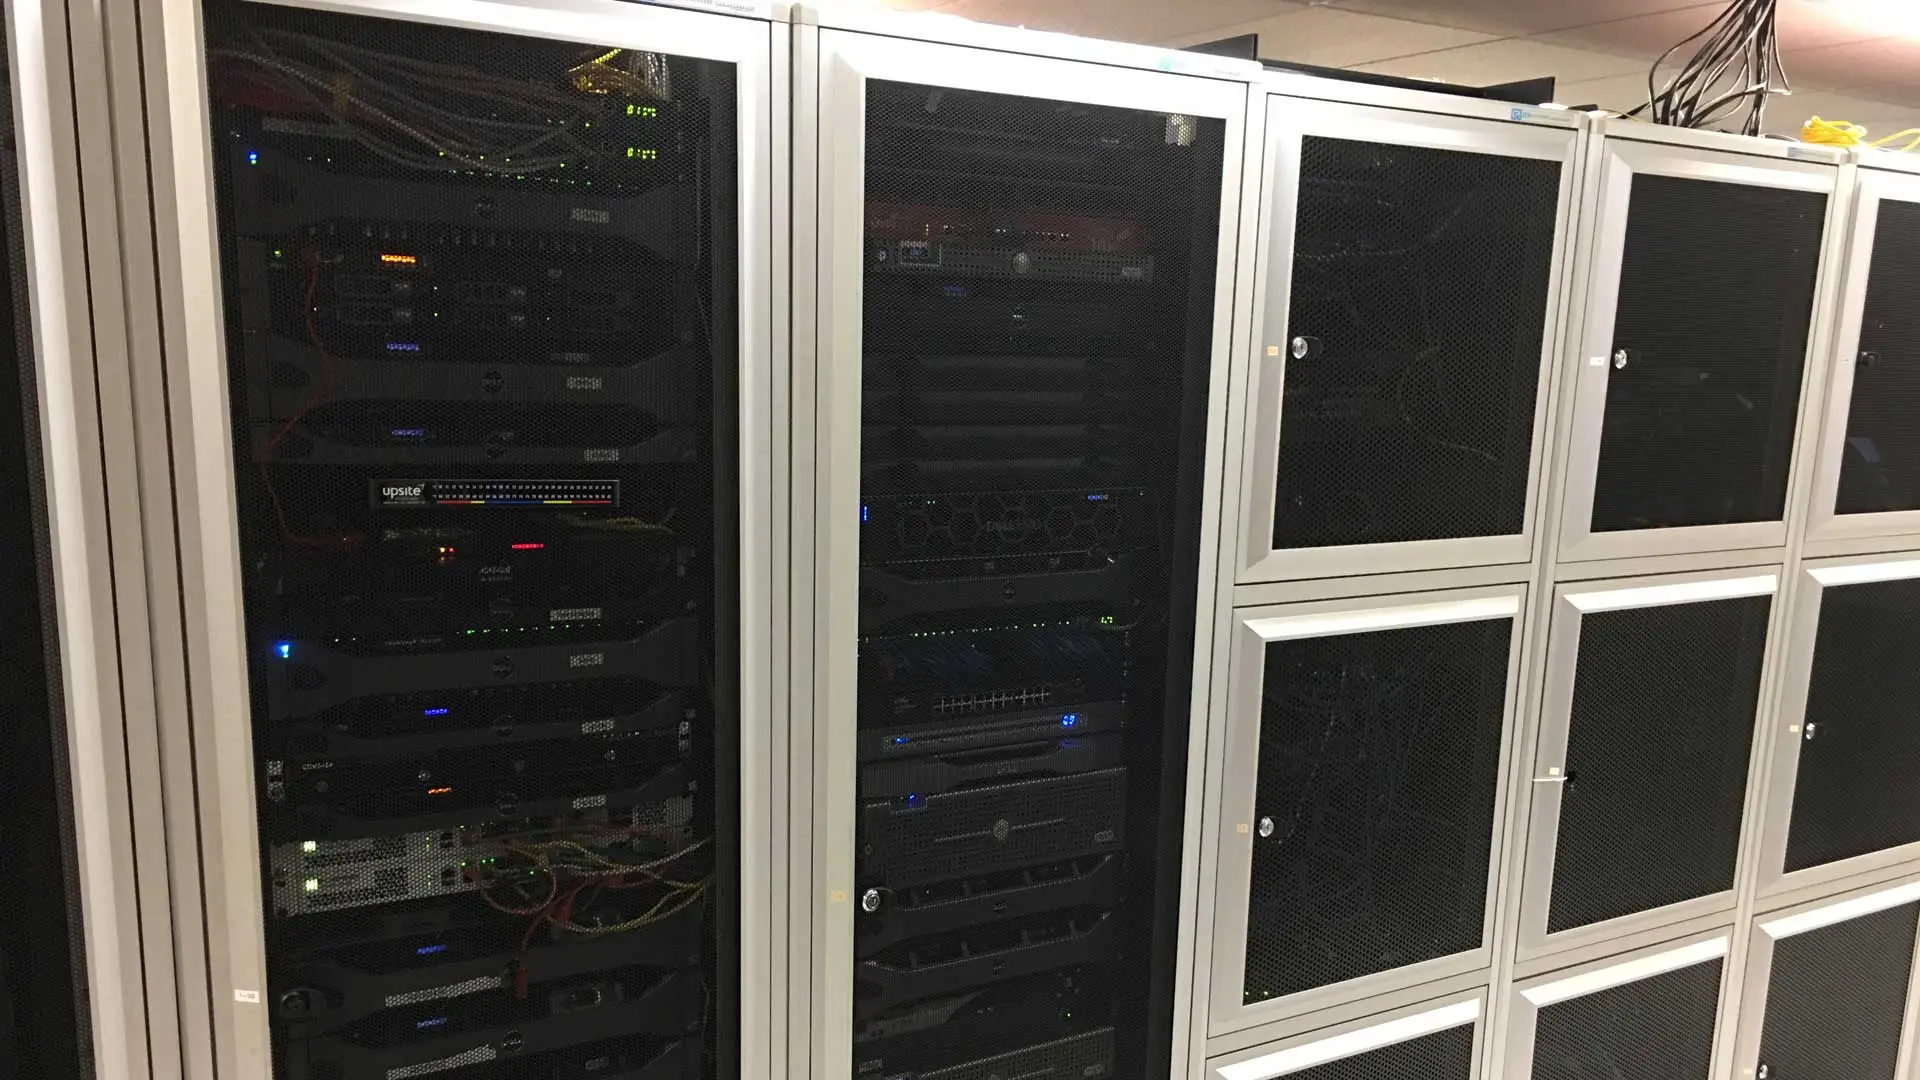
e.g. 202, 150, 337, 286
201, 3, 739, 1077
845, 76, 1226, 1080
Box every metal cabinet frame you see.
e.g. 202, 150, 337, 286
1805, 156, 1920, 556
1729, 872, 1920, 1080
1513, 566, 1783, 965
787, 10, 1261, 1079
132, 1, 789, 1076
1204, 583, 1530, 1037
1500, 929, 1737, 1080
1553, 121, 1852, 565
1754, 551, 1920, 903
1205, 989, 1487, 1080
1232, 96, 1583, 584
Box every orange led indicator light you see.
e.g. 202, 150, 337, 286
380, 253, 419, 266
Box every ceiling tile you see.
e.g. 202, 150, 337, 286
1166, 7, 1495, 65
1538, 0, 1887, 61
1354, 38, 1648, 84
929, 0, 1303, 43
1782, 35, 1920, 110
1321, 0, 1721, 36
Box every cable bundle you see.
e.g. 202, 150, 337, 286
1634, 0, 1788, 135
210, 28, 670, 176
1801, 117, 1920, 153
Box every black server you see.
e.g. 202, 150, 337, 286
200, 4, 740, 1077
0, 17, 92, 1080
847, 82, 1225, 1080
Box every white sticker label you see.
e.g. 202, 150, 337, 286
234, 989, 262, 1004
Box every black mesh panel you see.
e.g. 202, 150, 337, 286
1591, 174, 1825, 533
1271, 135, 1560, 550
202, 5, 739, 1076
855, 81, 1224, 1079
1758, 902, 1919, 1080
1787, 577, 1920, 872
1838, 199, 1920, 516
1269, 1022, 1476, 1080
1547, 595, 1769, 933
1243, 617, 1509, 1004
1531, 957, 1722, 1080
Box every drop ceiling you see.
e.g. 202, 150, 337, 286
875, 0, 1920, 136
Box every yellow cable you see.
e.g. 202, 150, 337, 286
1801, 116, 1920, 153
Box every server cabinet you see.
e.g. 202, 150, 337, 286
154, 0, 780, 1076
801, 20, 1249, 1080
1204, 992, 1484, 1080
1557, 128, 1841, 563
1207, 586, 1523, 1034
1237, 97, 1580, 583
1758, 555, 1920, 897
1502, 933, 1729, 1080
1807, 163, 1920, 550
1516, 570, 1775, 958
1733, 877, 1920, 1080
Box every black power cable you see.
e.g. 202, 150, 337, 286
1631, 0, 1788, 136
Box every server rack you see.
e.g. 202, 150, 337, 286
1500, 932, 1732, 1080
795, 13, 1254, 1079
1513, 568, 1779, 962
1234, 90, 1582, 583
143, 1, 782, 1076
1756, 553, 1920, 901
1732, 874, 1920, 1080
1806, 154, 1920, 553
1554, 122, 1847, 564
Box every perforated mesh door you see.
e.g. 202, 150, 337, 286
1786, 577, 1920, 872
1758, 901, 1920, 1080
1243, 616, 1509, 1004
1258, 1022, 1477, 1080
1531, 956, 1721, 1080
1547, 595, 1768, 933
1591, 173, 1825, 533
1838, 199, 1920, 516
1270, 135, 1561, 551
856, 79, 1224, 1079
202, 5, 739, 1077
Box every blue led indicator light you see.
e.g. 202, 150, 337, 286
891, 735, 909, 745
423, 707, 449, 717
415, 1017, 447, 1029
386, 341, 421, 352
1086, 493, 1110, 502
1061, 713, 1079, 728
415, 943, 449, 956
904, 793, 925, 809
246, 150, 259, 166
861, 503, 870, 523
276, 642, 292, 659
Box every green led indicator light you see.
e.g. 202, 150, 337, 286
626, 147, 658, 160
626, 104, 658, 118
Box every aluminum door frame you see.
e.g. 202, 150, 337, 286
1501, 929, 1736, 1080
798, 23, 1253, 1080
1204, 989, 1488, 1080
1554, 135, 1848, 564
1208, 584, 1529, 1037
1804, 167, 1920, 556
1515, 567, 1783, 964
1754, 552, 1920, 904
4, 2, 183, 1076
138, 1, 784, 1075
1235, 98, 1582, 584
1729, 873, 1920, 1080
